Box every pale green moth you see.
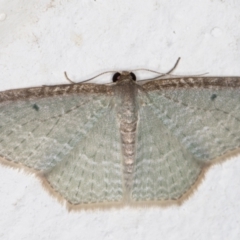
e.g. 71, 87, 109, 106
0, 69, 240, 210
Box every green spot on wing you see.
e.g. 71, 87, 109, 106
32, 103, 39, 111
210, 94, 217, 101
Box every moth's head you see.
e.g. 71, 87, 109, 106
112, 71, 137, 83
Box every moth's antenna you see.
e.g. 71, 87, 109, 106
65, 58, 207, 84
64, 71, 117, 84
164, 57, 181, 75
64, 72, 76, 84
152, 57, 181, 79
131, 57, 181, 77
148, 57, 209, 79
134, 58, 208, 80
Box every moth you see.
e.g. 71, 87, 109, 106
0, 64, 240, 210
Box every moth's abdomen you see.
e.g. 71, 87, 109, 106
120, 119, 138, 195
115, 80, 139, 196
121, 121, 137, 171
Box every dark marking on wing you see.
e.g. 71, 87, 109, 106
32, 103, 39, 111
210, 93, 217, 101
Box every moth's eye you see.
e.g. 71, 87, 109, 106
112, 72, 121, 82
130, 72, 136, 81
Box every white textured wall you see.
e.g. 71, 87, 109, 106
0, 0, 240, 239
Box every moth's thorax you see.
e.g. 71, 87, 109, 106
114, 77, 139, 194
114, 78, 139, 123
